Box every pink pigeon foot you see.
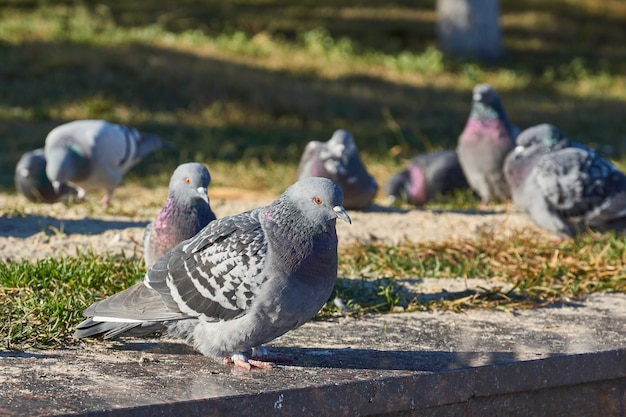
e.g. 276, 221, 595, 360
101, 192, 112, 206
224, 347, 295, 370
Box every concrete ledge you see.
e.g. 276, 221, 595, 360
47, 350, 626, 417
2, 292, 626, 417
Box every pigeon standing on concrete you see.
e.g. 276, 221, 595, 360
297, 129, 378, 210
44, 120, 164, 205
504, 123, 626, 237
14, 148, 80, 203
143, 163, 217, 268
456, 84, 518, 206
74, 177, 351, 369
385, 150, 469, 206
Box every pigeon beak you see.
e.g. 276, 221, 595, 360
473, 92, 482, 102
333, 205, 351, 224
197, 187, 209, 204
52, 181, 62, 193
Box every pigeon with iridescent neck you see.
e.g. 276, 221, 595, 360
74, 177, 351, 369
143, 163, 216, 268
456, 84, 518, 206
385, 150, 469, 206
504, 123, 626, 237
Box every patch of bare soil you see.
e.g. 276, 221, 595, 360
0, 184, 546, 262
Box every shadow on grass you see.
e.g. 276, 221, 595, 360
0, 215, 148, 238
2, 2, 626, 190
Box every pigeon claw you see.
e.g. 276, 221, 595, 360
247, 359, 276, 369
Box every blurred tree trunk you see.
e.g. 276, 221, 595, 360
436, 0, 502, 61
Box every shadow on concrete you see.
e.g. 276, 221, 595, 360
280, 347, 531, 372
89, 338, 544, 372
0, 351, 60, 360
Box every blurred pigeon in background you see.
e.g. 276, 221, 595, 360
385, 150, 469, 206
44, 120, 164, 205
297, 129, 378, 210
456, 84, 518, 206
504, 123, 626, 237
14, 148, 80, 204
143, 162, 216, 268
74, 177, 351, 369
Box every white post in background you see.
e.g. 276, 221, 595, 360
437, 0, 502, 61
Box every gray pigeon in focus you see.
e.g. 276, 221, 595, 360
143, 163, 217, 268
385, 150, 469, 206
456, 84, 518, 206
74, 177, 351, 369
14, 148, 81, 204
44, 120, 164, 205
297, 129, 378, 210
504, 123, 626, 237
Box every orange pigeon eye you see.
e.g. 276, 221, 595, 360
185, 177, 191, 184
313, 197, 323, 205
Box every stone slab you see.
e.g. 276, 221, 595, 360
1, 292, 625, 417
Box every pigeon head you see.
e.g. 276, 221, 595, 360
384, 171, 409, 204
45, 145, 90, 189
283, 177, 351, 226
169, 162, 211, 204
515, 124, 569, 151
468, 83, 519, 142
503, 124, 571, 189
509, 124, 571, 163
470, 84, 506, 119
16, 149, 46, 180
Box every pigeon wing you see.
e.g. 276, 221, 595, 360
82, 282, 183, 322
534, 148, 617, 220
146, 208, 269, 323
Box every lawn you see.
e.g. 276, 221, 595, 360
1, 0, 626, 349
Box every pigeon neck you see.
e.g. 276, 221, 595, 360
505, 152, 539, 188
471, 102, 516, 136
407, 165, 427, 205
262, 199, 338, 274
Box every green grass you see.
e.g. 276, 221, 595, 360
324, 229, 626, 315
2, 0, 626, 350
2, 230, 625, 350
0, 252, 145, 350
2, 0, 626, 188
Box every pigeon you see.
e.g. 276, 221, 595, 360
143, 163, 217, 268
44, 120, 164, 205
297, 129, 378, 210
504, 123, 626, 237
74, 177, 351, 369
384, 150, 469, 206
14, 148, 81, 204
456, 84, 518, 205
